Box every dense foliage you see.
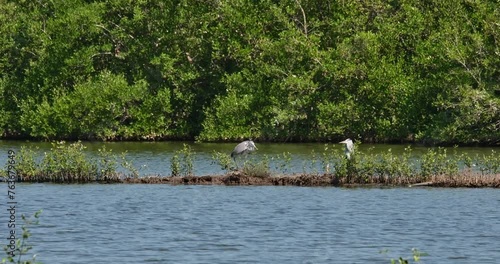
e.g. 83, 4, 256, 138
1, 0, 499, 144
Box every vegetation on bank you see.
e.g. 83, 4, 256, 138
1, 0, 499, 144
209, 144, 500, 187
5, 141, 135, 183
2, 141, 499, 187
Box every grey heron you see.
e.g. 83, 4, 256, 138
339, 138, 354, 159
231, 140, 258, 168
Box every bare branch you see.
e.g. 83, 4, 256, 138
295, 0, 307, 37
90, 52, 113, 59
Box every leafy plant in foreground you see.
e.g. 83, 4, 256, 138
2, 210, 42, 264
391, 248, 426, 264
380, 248, 427, 264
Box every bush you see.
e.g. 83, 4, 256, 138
40, 141, 96, 182
2, 0, 500, 144
15, 146, 40, 181
242, 155, 271, 178
421, 87, 500, 144
211, 150, 234, 173
198, 85, 257, 141
7, 141, 129, 183
170, 144, 194, 176
19, 71, 170, 140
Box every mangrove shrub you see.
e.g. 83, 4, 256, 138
1, 0, 499, 144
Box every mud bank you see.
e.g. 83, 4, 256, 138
121, 172, 500, 188
124, 172, 333, 186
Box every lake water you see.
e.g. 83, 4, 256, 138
1, 141, 500, 263
5, 184, 500, 264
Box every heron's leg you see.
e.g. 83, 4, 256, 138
233, 156, 239, 170
242, 153, 248, 164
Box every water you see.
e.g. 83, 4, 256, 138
1, 140, 498, 176
1, 141, 499, 263
5, 184, 500, 263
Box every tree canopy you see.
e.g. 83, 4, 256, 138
1, 0, 499, 144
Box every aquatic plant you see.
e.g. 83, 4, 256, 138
320, 144, 333, 174
39, 141, 96, 182
8, 141, 131, 183
373, 147, 416, 184
120, 152, 140, 178
329, 147, 358, 183
273, 151, 292, 173
14, 146, 40, 181
2, 210, 42, 264
381, 248, 427, 264
420, 147, 460, 179
170, 154, 180, 177
316, 143, 500, 186
354, 147, 378, 182
242, 156, 271, 178
211, 150, 233, 172
308, 150, 319, 175
96, 145, 119, 180
181, 144, 194, 176
170, 144, 194, 176
477, 150, 500, 174
5, 140, 500, 187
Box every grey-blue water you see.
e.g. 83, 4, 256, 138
6, 184, 500, 263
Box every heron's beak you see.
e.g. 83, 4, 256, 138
339, 140, 347, 144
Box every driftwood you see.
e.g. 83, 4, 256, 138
409, 181, 434, 187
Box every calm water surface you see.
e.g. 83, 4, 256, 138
6, 184, 500, 264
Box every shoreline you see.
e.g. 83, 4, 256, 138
122, 172, 500, 188
10, 171, 497, 188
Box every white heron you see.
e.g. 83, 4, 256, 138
339, 138, 354, 159
231, 140, 258, 168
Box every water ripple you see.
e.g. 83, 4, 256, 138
10, 184, 500, 263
